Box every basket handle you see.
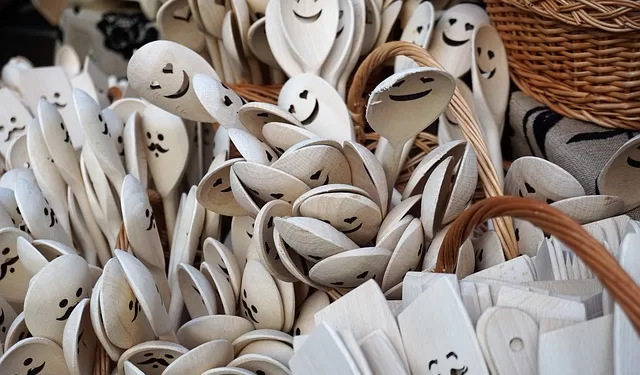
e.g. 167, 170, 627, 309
498, 0, 640, 33
346, 41, 518, 259
438, 196, 640, 334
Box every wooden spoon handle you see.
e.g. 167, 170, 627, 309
438, 196, 640, 334
346, 41, 517, 259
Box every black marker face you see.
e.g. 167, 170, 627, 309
132, 350, 180, 373
0, 246, 19, 282
40, 91, 67, 108
292, 0, 323, 22
43, 205, 58, 228
56, 287, 83, 321
441, 17, 474, 47
20, 357, 46, 375
428, 351, 469, 375
144, 208, 157, 231
0, 114, 27, 144
286, 90, 320, 126
129, 299, 142, 322
150, 63, 190, 100
475, 47, 496, 79
146, 131, 170, 158
386, 76, 434, 102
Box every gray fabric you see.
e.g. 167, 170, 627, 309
508, 91, 639, 219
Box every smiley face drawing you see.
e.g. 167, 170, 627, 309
0, 337, 70, 375
0, 228, 32, 304
23, 254, 91, 346
430, 4, 490, 77
0, 89, 30, 156
286, 90, 319, 126
146, 131, 170, 158
427, 351, 469, 375
127, 40, 219, 122
119, 342, 188, 375
291, 0, 324, 22
197, 158, 247, 217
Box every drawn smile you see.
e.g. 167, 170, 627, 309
56, 301, 79, 321
442, 32, 469, 47
0, 256, 19, 280
164, 71, 190, 99
389, 89, 432, 102
627, 156, 640, 168
137, 357, 170, 367
147, 143, 169, 153
52, 102, 67, 108
4, 126, 25, 142
478, 66, 496, 79
293, 10, 322, 22
336, 25, 344, 38
453, 366, 469, 375
341, 223, 362, 234
64, 131, 70, 143
101, 122, 109, 135
26, 362, 46, 375
300, 100, 320, 125
48, 211, 56, 228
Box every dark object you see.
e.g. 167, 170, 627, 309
96, 11, 158, 61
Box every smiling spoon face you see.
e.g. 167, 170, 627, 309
0, 337, 70, 375
141, 104, 190, 197
428, 3, 490, 78
0, 89, 31, 158
23, 254, 91, 346
471, 24, 510, 130
127, 40, 219, 122
366, 67, 455, 145
280, 0, 340, 74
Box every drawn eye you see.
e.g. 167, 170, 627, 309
10, 117, 16, 123
449, 18, 457, 26
416, 26, 423, 33
150, 81, 161, 90
488, 50, 495, 59
53, 92, 60, 99
299, 90, 309, 99
477, 47, 482, 55
465, 22, 474, 31
392, 80, 405, 88
0, 126, 4, 132
420, 77, 434, 84
162, 63, 174, 74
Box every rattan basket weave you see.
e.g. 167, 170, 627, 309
486, 0, 640, 130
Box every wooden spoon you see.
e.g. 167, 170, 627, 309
395, 1, 434, 73
102, 108, 126, 165
232, 161, 311, 205
200, 261, 239, 315
241, 259, 285, 330
292, 291, 330, 336
253, 200, 297, 282
122, 111, 149, 187
228, 128, 279, 165
142, 104, 190, 242
279, 0, 339, 75
5, 133, 30, 170
271, 145, 351, 188
275, 216, 358, 262
366, 67, 455, 194
108, 98, 148, 123
73, 89, 126, 195
163, 339, 234, 375
117, 340, 188, 375
375, 1, 402, 49
177, 263, 218, 318
221, 10, 250, 82
248, 18, 286, 84
320, 0, 355, 88
471, 24, 510, 185
504, 156, 585, 203
197, 157, 249, 216
3, 311, 30, 353
127, 40, 219, 122
343, 141, 389, 217
114, 249, 176, 341
157, 0, 206, 54
62, 298, 97, 375
428, 3, 490, 77
278, 73, 354, 143
26, 117, 73, 245
14, 178, 72, 246
597, 134, 640, 212
0, 88, 31, 158
100, 258, 155, 349
0, 337, 70, 375
0, 295, 17, 346
203, 237, 243, 298
265, 0, 304, 78
309, 247, 392, 288
298, 192, 381, 245
176, 315, 254, 349
0, 228, 33, 303
23, 254, 91, 346
90, 276, 124, 361
381, 217, 424, 291
550, 195, 625, 224
238, 102, 301, 141
337, 0, 366, 96
193, 73, 247, 130
38, 98, 111, 265
438, 79, 474, 145
442, 142, 478, 225
360, 0, 381, 56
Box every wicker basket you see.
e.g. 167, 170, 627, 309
485, 0, 640, 130
437, 196, 640, 334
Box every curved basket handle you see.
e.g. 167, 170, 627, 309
346, 41, 517, 258
497, 0, 640, 33
438, 196, 640, 334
